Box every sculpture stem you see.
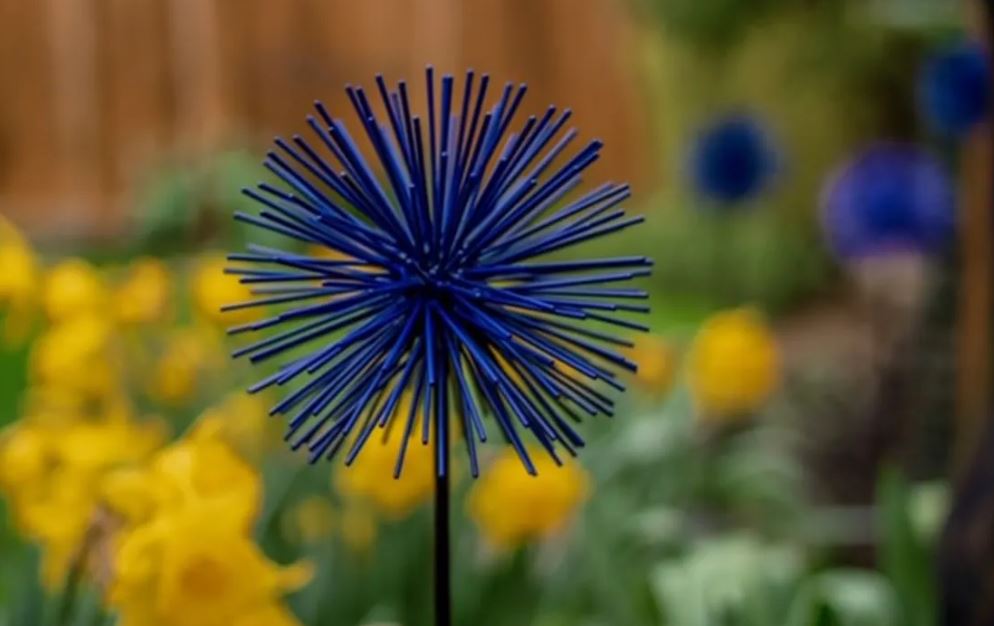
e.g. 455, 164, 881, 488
434, 462, 451, 626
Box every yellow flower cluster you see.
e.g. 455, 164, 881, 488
0, 232, 308, 625
0, 403, 167, 588
688, 307, 781, 421
0, 216, 39, 344
102, 422, 311, 626
147, 325, 223, 406
113, 257, 173, 326
0, 241, 183, 589
43, 258, 108, 322
468, 449, 589, 550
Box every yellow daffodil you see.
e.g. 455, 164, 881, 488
30, 313, 120, 399
0, 216, 39, 344
688, 307, 781, 421
627, 334, 678, 396
18, 467, 95, 588
334, 429, 436, 520
42, 258, 106, 322
148, 326, 222, 405
0, 424, 49, 510
282, 496, 336, 544
191, 254, 259, 326
110, 501, 311, 626
105, 425, 308, 626
0, 414, 167, 588
468, 449, 589, 550
114, 257, 173, 325
102, 420, 261, 532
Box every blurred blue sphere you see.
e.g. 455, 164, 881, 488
689, 114, 777, 205
919, 42, 991, 136
821, 144, 955, 259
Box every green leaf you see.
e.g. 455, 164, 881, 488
877, 467, 935, 626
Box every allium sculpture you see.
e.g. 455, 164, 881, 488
688, 113, 777, 206
820, 143, 955, 260
226, 68, 648, 625
919, 41, 991, 137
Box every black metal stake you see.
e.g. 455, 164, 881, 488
434, 469, 451, 626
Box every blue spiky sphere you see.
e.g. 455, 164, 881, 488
919, 42, 991, 137
226, 69, 649, 477
820, 143, 955, 260
688, 113, 777, 206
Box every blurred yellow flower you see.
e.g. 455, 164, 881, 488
0, 424, 47, 490
688, 307, 781, 420
30, 313, 120, 398
18, 468, 96, 588
105, 424, 308, 626
148, 326, 221, 405
43, 258, 106, 322
55, 416, 167, 475
114, 257, 173, 325
0, 216, 39, 344
282, 496, 335, 544
102, 420, 261, 531
192, 254, 259, 326
0, 413, 167, 588
627, 334, 678, 396
334, 428, 435, 520
467, 449, 589, 550
110, 502, 311, 626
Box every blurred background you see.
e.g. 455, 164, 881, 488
0, 0, 992, 625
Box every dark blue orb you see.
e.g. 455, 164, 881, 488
821, 144, 955, 260
919, 42, 991, 137
688, 114, 777, 205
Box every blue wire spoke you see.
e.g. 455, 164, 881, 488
376, 337, 423, 428
495, 214, 646, 265
394, 360, 426, 478
506, 358, 584, 453
465, 255, 652, 278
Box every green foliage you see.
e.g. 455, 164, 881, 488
877, 468, 937, 626
636, 0, 793, 51
638, 206, 831, 313
132, 151, 284, 256
0, 335, 28, 427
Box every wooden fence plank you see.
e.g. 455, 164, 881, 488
0, 0, 651, 239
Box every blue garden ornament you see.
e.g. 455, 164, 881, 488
919, 41, 991, 137
225, 68, 649, 481
227, 70, 648, 625
820, 143, 955, 260
688, 113, 777, 206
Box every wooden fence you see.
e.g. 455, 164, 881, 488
0, 0, 650, 239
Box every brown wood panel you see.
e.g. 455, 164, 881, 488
0, 0, 651, 239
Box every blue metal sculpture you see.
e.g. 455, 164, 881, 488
821, 143, 955, 260
688, 113, 778, 206
226, 68, 649, 484
919, 41, 991, 137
